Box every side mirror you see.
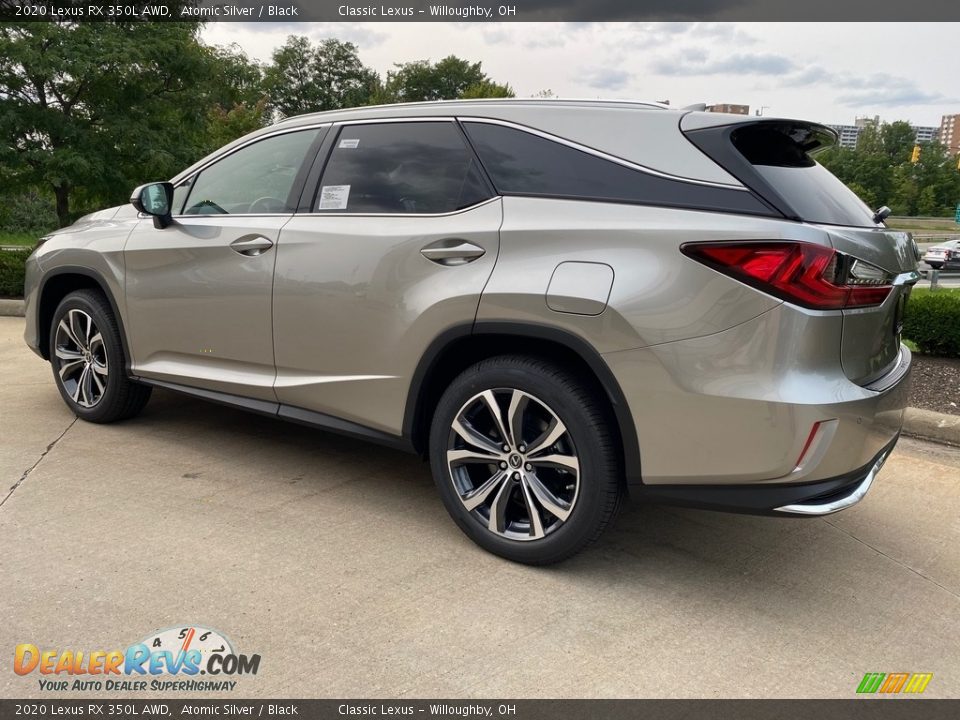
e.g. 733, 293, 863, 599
130, 182, 174, 229
872, 205, 892, 224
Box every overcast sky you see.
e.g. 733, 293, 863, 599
202, 22, 958, 127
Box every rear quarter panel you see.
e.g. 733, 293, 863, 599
477, 197, 836, 351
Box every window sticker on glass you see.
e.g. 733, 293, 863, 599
318, 185, 351, 210
338, 138, 360, 149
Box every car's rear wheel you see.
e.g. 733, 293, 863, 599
429, 356, 622, 564
49, 289, 151, 423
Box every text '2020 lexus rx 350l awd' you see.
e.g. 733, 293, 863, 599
24, 99, 919, 564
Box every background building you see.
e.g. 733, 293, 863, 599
827, 114, 941, 150
829, 123, 861, 148
941, 114, 960, 155
912, 124, 939, 143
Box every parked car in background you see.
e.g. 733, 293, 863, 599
923, 238, 960, 270
23, 99, 918, 564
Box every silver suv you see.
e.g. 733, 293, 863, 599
23, 100, 918, 564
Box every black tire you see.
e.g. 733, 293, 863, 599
429, 355, 623, 565
926, 262, 943, 270
49, 289, 151, 423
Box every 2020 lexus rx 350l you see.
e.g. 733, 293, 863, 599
24, 99, 918, 564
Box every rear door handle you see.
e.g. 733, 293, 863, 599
420, 239, 486, 266
230, 235, 274, 256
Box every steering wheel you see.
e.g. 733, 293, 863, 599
248, 196, 287, 214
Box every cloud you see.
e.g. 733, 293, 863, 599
523, 34, 567, 49
651, 50, 793, 76
784, 65, 833, 86
834, 77, 957, 107
310, 24, 388, 48
579, 67, 633, 91
690, 22, 758, 44
780, 66, 959, 107
482, 28, 512, 45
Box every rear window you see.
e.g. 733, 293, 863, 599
462, 121, 774, 216
731, 123, 877, 228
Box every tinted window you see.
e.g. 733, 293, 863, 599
182, 129, 319, 215
462, 122, 773, 216
731, 123, 877, 227
316, 122, 491, 214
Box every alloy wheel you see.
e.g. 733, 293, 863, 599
54, 309, 108, 408
446, 388, 580, 541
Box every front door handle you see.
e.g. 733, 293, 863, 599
230, 235, 274, 256
420, 239, 486, 266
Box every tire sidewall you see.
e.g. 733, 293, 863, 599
430, 362, 615, 564
49, 292, 125, 422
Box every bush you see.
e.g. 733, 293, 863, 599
0, 191, 58, 235
0, 249, 29, 298
903, 289, 960, 357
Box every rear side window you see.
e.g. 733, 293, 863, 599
730, 123, 877, 227
461, 121, 773, 216
182, 129, 319, 215
316, 122, 491, 214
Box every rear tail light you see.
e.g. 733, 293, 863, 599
681, 241, 893, 310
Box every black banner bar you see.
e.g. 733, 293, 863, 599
1, 700, 960, 720
1, 0, 960, 22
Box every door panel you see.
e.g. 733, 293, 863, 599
124, 216, 289, 401
273, 198, 502, 434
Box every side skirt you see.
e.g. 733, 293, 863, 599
135, 377, 415, 453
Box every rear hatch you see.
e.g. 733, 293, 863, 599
682, 115, 918, 385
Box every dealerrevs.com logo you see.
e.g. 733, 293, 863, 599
14, 625, 260, 692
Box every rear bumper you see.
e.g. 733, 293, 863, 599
632, 434, 898, 516
603, 302, 912, 491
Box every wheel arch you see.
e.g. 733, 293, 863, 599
37, 267, 133, 376
403, 321, 643, 486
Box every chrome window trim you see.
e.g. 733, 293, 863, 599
457, 116, 749, 191
330, 117, 457, 127
299, 196, 501, 219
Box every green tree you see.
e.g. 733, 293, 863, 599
881, 121, 917, 163
380, 56, 512, 102
204, 98, 268, 153
888, 141, 960, 216
461, 80, 515, 99
199, 44, 267, 154
819, 120, 960, 217
0, 21, 211, 227
263, 36, 380, 118
845, 181, 878, 210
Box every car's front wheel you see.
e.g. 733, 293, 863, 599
49, 289, 151, 423
429, 356, 622, 564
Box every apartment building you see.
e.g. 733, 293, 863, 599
941, 114, 960, 155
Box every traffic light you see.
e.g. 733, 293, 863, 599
910, 145, 921, 163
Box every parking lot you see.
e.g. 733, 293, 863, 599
2, 314, 960, 698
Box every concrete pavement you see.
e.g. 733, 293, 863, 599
2, 315, 960, 699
